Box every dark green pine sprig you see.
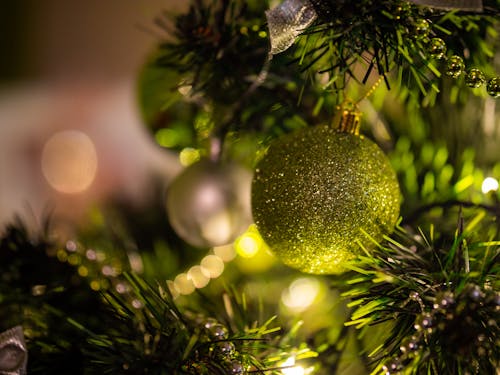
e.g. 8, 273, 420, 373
152, 0, 499, 105
75, 273, 317, 374
0, 218, 108, 374
145, 0, 335, 143
153, 0, 270, 105
335, 212, 499, 374
143, 0, 499, 148
298, 0, 499, 100
0, 219, 317, 374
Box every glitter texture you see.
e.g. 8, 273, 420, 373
252, 125, 400, 274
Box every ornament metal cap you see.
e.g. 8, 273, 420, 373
333, 101, 361, 136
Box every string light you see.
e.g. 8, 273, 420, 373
281, 357, 305, 375
200, 255, 225, 278
200, 210, 234, 246
173, 273, 196, 295
213, 244, 236, 262
50, 240, 148, 310
77, 265, 89, 277
481, 177, 499, 194
281, 277, 320, 312
167, 251, 227, 297
166, 280, 180, 299
187, 265, 210, 289
166, 226, 268, 297
235, 230, 262, 258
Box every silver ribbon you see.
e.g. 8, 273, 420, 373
0, 327, 27, 375
408, 0, 483, 11
265, 0, 317, 55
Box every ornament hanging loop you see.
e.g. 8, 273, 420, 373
333, 101, 361, 136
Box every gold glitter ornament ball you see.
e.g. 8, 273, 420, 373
252, 125, 400, 274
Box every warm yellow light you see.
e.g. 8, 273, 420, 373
67, 253, 81, 266
213, 244, 236, 262
200, 255, 225, 278
282, 277, 320, 312
85, 249, 97, 261
178, 83, 193, 97
127, 251, 144, 273
179, 147, 201, 166
115, 283, 129, 294
200, 210, 234, 245
235, 231, 262, 258
77, 265, 88, 277
131, 299, 143, 309
41, 130, 98, 194
173, 273, 196, 295
90, 280, 101, 291
101, 265, 116, 277
281, 357, 305, 375
56, 249, 68, 262
166, 280, 180, 299
482, 177, 499, 194
236, 247, 275, 273
187, 265, 210, 289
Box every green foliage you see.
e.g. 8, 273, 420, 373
139, 0, 342, 151
390, 137, 500, 212
75, 274, 317, 374
2, 1, 500, 373
336, 214, 499, 374
139, 0, 499, 164
0, 219, 106, 374
299, 1, 499, 102
155, 0, 269, 104
0, 219, 317, 374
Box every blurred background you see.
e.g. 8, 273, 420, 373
0, 1, 188, 233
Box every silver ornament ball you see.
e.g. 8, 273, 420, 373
167, 159, 253, 248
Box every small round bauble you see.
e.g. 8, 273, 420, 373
252, 125, 400, 274
167, 159, 252, 248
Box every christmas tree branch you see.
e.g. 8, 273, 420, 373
403, 198, 500, 224
334, 216, 499, 374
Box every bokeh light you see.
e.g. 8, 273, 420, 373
235, 227, 263, 258
166, 280, 180, 299
281, 277, 320, 312
281, 357, 305, 375
200, 255, 225, 278
41, 130, 98, 194
131, 299, 143, 309
179, 147, 200, 166
127, 251, 144, 273
187, 265, 210, 288
173, 273, 196, 295
90, 280, 101, 291
481, 177, 499, 194
77, 265, 89, 277
200, 210, 234, 245
234, 225, 275, 272
213, 244, 236, 262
